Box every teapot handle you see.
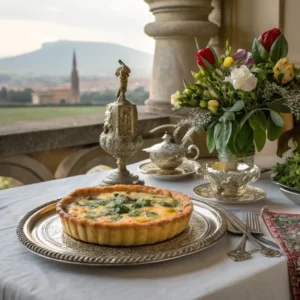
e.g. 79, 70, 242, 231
196, 163, 204, 176
187, 144, 200, 161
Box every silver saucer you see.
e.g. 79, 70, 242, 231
138, 159, 200, 180
193, 183, 266, 204
17, 199, 226, 266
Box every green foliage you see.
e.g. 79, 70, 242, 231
214, 121, 232, 153
255, 111, 267, 131
0, 177, 12, 190
228, 100, 244, 112
270, 110, 284, 127
273, 153, 300, 188
0, 87, 33, 103
270, 35, 288, 63
81, 86, 148, 105
267, 102, 291, 113
206, 127, 215, 153
225, 40, 232, 57
253, 126, 266, 152
0, 87, 7, 100
267, 118, 281, 141
0, 107, 107, 124
252, 38, 269, 63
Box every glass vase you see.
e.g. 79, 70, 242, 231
217, 142, 255, 165
218, 152, 254, 165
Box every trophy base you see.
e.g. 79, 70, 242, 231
100, 170, 144, 186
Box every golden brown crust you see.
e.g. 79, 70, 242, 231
56, 185, 193, 229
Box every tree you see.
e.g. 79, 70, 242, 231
0, 87, 7, 100
7, 88, 33, 103
81, 87, 148, 106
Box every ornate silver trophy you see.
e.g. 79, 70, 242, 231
99, 60, 144, 186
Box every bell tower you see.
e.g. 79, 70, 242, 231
71, 50, 80, 103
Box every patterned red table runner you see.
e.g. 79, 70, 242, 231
261, 207, 300, 300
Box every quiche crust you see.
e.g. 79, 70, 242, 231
56, 185, 193, 246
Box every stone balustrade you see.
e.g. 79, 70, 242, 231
0, 108, 174, 185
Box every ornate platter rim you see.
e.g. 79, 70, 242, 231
193, 183, 266, 204
16, 199, 226, 266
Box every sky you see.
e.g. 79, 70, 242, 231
0, 0, 155, 58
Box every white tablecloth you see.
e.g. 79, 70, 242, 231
0, 160, 296, 300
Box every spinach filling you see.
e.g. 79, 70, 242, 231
146, 211, 159, 218
132, 199, 152, 208
159, 200, 179, 208
128, 210, 141, 217
80, 193, 179, 222
110, 215, 123, 222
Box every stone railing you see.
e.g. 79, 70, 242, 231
0, 108, 179, 185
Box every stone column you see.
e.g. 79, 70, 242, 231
144, 0, 219, 113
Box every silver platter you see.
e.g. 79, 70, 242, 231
138, 159, 200, 181
17, 199, 226, 266
193, 183, 266, 204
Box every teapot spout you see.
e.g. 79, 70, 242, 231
142, 147, 152, 153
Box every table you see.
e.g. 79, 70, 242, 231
0, 160, 296, 300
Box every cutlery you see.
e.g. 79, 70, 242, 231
227, 213, 280, 250
228, 214, 252, 262
223, 210, 282, 258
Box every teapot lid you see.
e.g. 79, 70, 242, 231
143, 132, 184, 154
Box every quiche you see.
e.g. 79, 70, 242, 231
56, 185, 193, 246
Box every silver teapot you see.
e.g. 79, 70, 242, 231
143, 132, 200, 172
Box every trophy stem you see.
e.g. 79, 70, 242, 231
117, 158, 127, 173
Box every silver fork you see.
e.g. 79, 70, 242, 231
225, 209, 282, 258
227, 212, 280, 249
248, 212, 280, 249
248, 211, 261, 232
228, 214, 252, 262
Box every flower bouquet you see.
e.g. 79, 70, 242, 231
172, 28, 300, 161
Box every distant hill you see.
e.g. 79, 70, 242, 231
0, 41, 153, 77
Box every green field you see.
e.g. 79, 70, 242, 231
0, 106, 106, 124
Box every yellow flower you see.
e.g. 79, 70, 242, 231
223, 57, 234, 68
208, 100, 219, 113
273, 58, 295, 84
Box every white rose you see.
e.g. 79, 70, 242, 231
171, 91, 182, 108
225, 65, 258, 92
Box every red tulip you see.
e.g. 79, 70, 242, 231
196, 48, 215, 69
258, 28, 281, 51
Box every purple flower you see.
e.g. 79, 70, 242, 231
243, 52, 255, 67
232, 49, 247, 61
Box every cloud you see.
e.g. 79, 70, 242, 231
0, 0, 155, 56
0, 0, 153, 29
44, 6, 63, 14
0, 19, 155, 57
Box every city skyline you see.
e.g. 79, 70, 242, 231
0, 0, 155, 58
